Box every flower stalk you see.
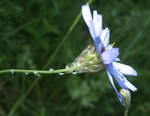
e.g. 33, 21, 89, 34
0, 68, 75, 75
0, 45, 104, 76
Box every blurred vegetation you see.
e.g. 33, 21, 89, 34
0, 0, 150, 115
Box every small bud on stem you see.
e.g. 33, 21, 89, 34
120, 89, 131, 116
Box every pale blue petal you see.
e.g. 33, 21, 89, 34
95, 36, 102, 54
107, 64, 137, 91
93, 10, 102, 36
112, 62, 137, 76
81, 3, 92, 27
101, 48, 119, 64
97, 14, 103, 34
89, 21, 96, 40
107, 71, 122, 102
101, 28, 110, 47
89, 21, 102, 53
123, 79, 137, 91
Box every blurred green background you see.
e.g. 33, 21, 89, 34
0, 0, 150, 115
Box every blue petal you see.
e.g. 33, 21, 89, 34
89, 21, 96, 40
107, 64, 137, 91
81, 3, 92, 27
107, 71, 122, 102
101, 48, 119, 64
112, 62, 137, 76
93, 10, 102, 36
88, 22, 103, 54
101, 28, 110, 47
94, 36, 103, 54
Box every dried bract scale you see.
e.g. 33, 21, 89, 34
66, 45, 104, 73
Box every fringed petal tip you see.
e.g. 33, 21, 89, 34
107, 64, 137, 92
93, 10, 102, 36
81, 3, 92, 27
82, 3, 103, 38
113, 62, 138, 76
124, 81, 137, 92
101, 28, 110, 47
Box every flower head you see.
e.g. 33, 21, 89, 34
66, 45, 104, 73
81, 3, 137, 103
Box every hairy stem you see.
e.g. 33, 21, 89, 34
0, 68, 74, 75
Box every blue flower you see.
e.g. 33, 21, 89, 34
82, 3, 137, 102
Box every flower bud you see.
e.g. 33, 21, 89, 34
120, 89, 131, 110
66, 45, 104, 73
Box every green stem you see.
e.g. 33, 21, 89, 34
8, 0, 93, 115
124, 108, 129, 116
0, 68, 74, 75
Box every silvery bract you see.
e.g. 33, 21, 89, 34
66, 45, 104, 73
